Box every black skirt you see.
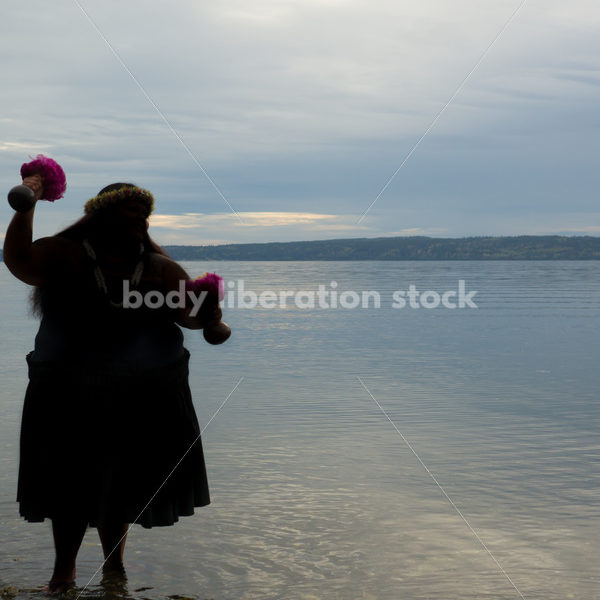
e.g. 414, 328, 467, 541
17, 348, 210, 528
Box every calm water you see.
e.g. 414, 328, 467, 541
1, 261, 599, 600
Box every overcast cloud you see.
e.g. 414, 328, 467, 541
1, 0, 599, 244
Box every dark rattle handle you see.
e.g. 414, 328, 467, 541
203, 321, 231, 345
8, 184, 36, 213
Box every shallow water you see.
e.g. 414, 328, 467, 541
1, 261, 599, 599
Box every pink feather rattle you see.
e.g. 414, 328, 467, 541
7, 154, 66, 212
186, 273, 230, 345
186, 272, 225, 301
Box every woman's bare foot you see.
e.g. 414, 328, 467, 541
48, 561, 76, 594
46, 577, 76, 594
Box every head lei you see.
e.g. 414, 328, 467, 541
83, 186, 155, 216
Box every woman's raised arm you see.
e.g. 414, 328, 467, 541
3, 175, 72, 286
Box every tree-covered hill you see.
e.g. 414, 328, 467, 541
162, 235, 600, 261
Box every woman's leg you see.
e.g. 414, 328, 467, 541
49, 516, 88, 591
98, 522, 129, 572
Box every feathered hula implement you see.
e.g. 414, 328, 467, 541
185, 272, 225, 301
186, 273, 230, 345
8, 155, 66, 212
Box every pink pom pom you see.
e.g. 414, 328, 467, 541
185, 272, 224, 301
20, 154, 66, 201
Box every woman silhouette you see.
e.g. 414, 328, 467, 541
4, 176, 230, 592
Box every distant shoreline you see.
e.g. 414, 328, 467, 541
2, 235, 599, 261
162, 235, 600, 261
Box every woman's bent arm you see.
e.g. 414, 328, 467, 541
158, 255, 222, 329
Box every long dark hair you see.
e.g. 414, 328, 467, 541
31, 183, 170, 315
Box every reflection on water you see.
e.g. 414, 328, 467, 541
1, 261, 599, 599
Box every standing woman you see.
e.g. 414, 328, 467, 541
3, 176, 230, 593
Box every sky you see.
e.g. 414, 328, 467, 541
1, 0, 599, 245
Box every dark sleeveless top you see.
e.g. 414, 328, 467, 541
31, 251, 185, 368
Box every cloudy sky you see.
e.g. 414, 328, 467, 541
1, 0, 599, 245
